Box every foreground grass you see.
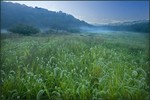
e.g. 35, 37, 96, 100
1, 32, 150, 100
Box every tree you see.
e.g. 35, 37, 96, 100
8, 24, 40, 35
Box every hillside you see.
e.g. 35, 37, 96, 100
1, 2, 91, 32
96, 20, 149, 33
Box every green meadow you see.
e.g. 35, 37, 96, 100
1, 32, 149, 100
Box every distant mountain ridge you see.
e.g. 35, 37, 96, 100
1, 2, 91, 32
94, 20, 149, 33
108, 19, 149, 26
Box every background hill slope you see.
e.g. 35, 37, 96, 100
1, 2, 91, 31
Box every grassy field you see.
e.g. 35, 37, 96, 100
1, 31, 150, 100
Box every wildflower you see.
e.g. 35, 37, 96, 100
132, 70, 138, 77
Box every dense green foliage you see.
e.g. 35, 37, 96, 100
8, 24, 40, 35
1, 32, 149, 100
98, 21, 150, 33
1, 2, 90, 31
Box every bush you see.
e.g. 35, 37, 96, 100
8, 24, 40, 35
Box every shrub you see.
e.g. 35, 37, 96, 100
8, 24, 40, 35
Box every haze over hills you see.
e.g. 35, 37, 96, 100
1, 2, 149, 33
1, 2, 91, 32
94, 20, 149, 33
80, 19, 149, 33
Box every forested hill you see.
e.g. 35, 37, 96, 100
1, 2, 91, 31
98, 20, 149, 33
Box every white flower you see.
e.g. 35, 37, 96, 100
132, 70, 138, 77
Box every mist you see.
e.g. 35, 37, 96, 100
80, 26, 115, 34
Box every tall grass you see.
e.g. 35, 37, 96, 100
1, 32, 149, 100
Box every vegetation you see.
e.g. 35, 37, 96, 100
98, 21, 150, 33
8, 24, 40, 35
1, 2, 90, 31
1, 32, 149, 100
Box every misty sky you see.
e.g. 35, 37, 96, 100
8, 1, 149, 24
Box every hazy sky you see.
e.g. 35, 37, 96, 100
8, 1, 149, 24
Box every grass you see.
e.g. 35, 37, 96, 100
0, 31, 150, 100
